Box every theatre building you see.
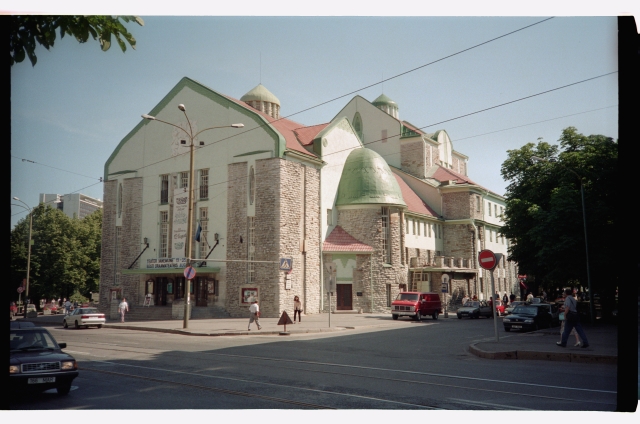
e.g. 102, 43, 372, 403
99, 77, 517, 319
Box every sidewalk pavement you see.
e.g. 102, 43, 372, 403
16, 312, 617, 365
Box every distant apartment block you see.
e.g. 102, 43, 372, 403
39, 193, 103, 219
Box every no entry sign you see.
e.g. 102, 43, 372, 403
478, 249, 497, 270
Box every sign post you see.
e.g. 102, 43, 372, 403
183, 266, 196, 327
478, 249, 500, 342
441, 275, 449, 318
325, 262, 336, 328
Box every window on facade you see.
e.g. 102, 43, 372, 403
476, 195, 481, 212
488, 201, 491, 216
160, 175, 169, 204
386, 284, 392, 307
353, 112, 363, 141
180, 171, 189, 189
247, 217, 255, 284
117, 183, 123, 218
327, 209, 333, 226
199, 169, 209, 200
249, 166, 255, 205
160, 211, 169, 258
495, 204, 498, 217
500, 206, 503, 217
428, 223, 432, 237
381, 129, 388, 143
381, 207, 392, 264
413, 219, 416, 235
199, 207, 209, 260
489, 229, 493, 242
417, 220, 421, 236
115, 226, 121, 284
405, 217, 409, 234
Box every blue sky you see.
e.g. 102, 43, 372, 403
10, 8, 627, 228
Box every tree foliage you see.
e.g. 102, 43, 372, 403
10, 15, 144, 66
10, 205, 102, 305
500, 127, 617, 297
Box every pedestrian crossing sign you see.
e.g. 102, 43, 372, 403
279, 258, 293, 271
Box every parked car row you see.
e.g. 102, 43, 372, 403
503, 303, 560, 331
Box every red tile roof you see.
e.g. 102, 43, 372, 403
323, 226, 374, 253
294, 123, 330, 146
392, 172, 438, 217
431, 165, 483, 187
220, 93, 318, 158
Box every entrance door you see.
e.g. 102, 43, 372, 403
155, 278, 168, 306
336, 284, 352, 310
195, 277, 208, 307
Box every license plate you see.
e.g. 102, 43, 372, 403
512, 325, 522, 329
28, 377, 56, 384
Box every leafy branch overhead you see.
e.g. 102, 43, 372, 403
10, 15, 144, 66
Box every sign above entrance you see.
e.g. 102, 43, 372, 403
184, 266, 196, 280
478, 249, 497, 270
147, 257, 187, 269
279, 258, 293, 271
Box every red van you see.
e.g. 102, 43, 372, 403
391, 292, 443, 321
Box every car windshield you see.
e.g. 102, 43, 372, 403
395, 293, 419, 301
79, 308, 98, 314
10, 329, 59, 351
512, 306, 537, 316
465, 301, 480, 308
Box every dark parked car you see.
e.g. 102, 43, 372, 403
10, 326, 78, 395
457, 300, 493, 319
503, 304, 556, 332
504, 301, 526, 315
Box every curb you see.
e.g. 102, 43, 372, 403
102, 323, 350, 336
469, 342, 617, 364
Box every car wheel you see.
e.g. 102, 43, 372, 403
63, 320, 68, 328
57, 383, 71, 395
97, 324, 103, 329
74, 320, 79, 329
432, 312, 439, 320
415, 312, 421, 321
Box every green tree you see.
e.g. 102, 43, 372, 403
10, 205, 102, 305
10, 15, 144, 66
500, 127, 617, 311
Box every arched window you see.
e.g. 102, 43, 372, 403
249, 166, 255, 205
117, 183, 123, 218
353, 112, 363, 141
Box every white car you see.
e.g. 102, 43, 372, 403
63, 307, 105, 329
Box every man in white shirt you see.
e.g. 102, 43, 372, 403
118, 298, 129, 323
248, 300, 261, 331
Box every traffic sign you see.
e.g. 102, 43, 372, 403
184, 266, 196, 280
441, 283, 448, 293
279, 258, 293, 271
17, 286, 24, 294
478, 249, 497, 270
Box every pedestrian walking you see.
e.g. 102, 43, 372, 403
293, 295, 302, 323
118, 297, 129, 323
462, 294, 470, 305
526, 292, 534, 303
64, 299, 71, 316
556, 288, 589, 348
559, 304, 581, 347
502, 292, 509, 306
248, 300, 262, 330
509, 293, 516, 304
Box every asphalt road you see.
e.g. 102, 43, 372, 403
9, 316, 619, 411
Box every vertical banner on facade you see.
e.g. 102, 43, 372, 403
172, 188, 189, 259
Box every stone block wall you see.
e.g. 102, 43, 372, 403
120, 177, 143, 305
442, 191, 473, 220
443, 223, 474, 259
98, 180, 117, 313
225, 162, 248, 318
400, 140, 426, 179
302, 165, 321, 314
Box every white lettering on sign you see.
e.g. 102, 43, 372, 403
480, 258, 494, 263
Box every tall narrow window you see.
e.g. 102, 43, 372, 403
495, 204, 498, 217
247, 217, 255, 284
180, 171, 189, 189
488, 202, 492, 216
160, 175, 169, 204
249, 166, 255, 205
353, 112, 363, 141
386, 284, 392, 307
381, 129, 388, 143
476, 196, 481, 212
199, 169, 209, 199
412, 219, 416, 235
381, 207, 392, 264
428, 223, 432, 238
199, 207, 209, 260
417, 220, 421, 236
160, 211, 169, 258
117, 183, 123, 218
405, 217, 409, 234
114, 226, 121, 284
327, 209, 333, 225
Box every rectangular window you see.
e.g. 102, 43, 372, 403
428, 223, 432, 238
199, 169, 209, 199
327, 209, 333, 226
199, 207, 209, 260
381, 207, 392, 264
424, 221, 427, 237
160, 175, 169, 204
489, 229, 493, 242
247, 217, 255, 284
488, 201, 492, 216
386, 284, 392, 307
417, 220, 421, 236
413, 219, 416, 235
381, 129, 388, 143
476, 195, 481, 212
160, 211, 169, 258
405, 217, 409, 234
495, 204, 498, 217
180, 171, 189, 189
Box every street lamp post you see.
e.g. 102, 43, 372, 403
13, 197, 33, 318
142, 105, 243, 329
531, 156, 594, 324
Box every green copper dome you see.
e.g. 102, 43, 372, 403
372, 93, 398, 108
336, 149, 406, 207
240, 84, 280, 105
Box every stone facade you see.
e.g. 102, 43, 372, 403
99, 180, 117, 310
400, 139, 426, 179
